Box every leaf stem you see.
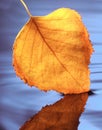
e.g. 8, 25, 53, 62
20, 0, 32, 17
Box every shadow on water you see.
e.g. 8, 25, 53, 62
20, 93, 88, 130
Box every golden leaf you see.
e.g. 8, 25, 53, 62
13, 0, 93, 94
20, 93, 88, 130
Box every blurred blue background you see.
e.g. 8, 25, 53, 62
0, 0, 102, 130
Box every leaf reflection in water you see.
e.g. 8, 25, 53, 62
20, 93, 88, 130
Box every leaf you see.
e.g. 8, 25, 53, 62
20, 93, 88, 130
13, 0, 93, 94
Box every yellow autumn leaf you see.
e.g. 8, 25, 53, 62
13, 0, 93, 94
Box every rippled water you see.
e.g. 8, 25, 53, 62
0, 0, 102, 130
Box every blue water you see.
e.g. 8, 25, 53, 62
0, 0, 102, 130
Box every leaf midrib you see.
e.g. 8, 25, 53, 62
31, 18, 82, 88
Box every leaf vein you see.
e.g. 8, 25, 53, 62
32, 18, 82, 87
